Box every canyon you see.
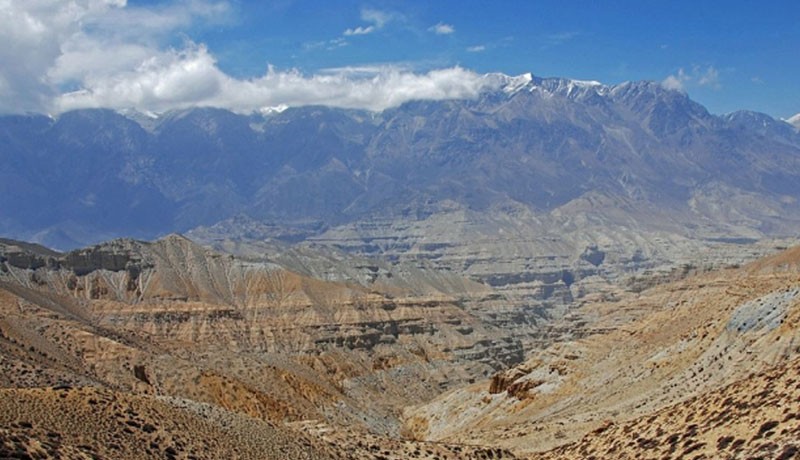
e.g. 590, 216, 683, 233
2, 235, 800, 458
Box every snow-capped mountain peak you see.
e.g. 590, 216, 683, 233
491, 72, 609, 100
259, 104, 289, 115
786, 113, 800, 130
501, 72, 534, 94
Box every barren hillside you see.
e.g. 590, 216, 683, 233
406, 245, 800, 456
3, 237, 800, 459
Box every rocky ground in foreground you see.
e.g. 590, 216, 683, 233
0, 386, 334, 460
538, 355, 800, 459
0, 385, 519, 460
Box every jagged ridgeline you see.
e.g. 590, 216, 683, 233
3, 73, 800, 459
2, 74, 799, 250
4, 75, 799, 352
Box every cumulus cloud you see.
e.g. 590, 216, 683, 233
0, 0, 116, 112
1, 2, 492, 115
0, 0, 231, 113
662, 65, 721, 92
244, 66, 490, 112
55, 44, 226, 113
429, 23, 455, 35
467, 45, 486, 53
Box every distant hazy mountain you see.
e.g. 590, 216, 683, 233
2, 73, 800, 251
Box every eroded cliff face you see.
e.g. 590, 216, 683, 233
190, 210, 791, 362
3, 236, 800, 459
0, 235, 522, 437
404, 246, 800, 456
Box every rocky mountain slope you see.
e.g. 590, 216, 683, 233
3, 236, 800, 458
0, 235, 521, 437
0, 234, 531, 459
3, 72, 800, 458
0, 386, 336, 460
537, 355, 800, 459
3, 75, 800, 251
6, 75, 800, 241
404, 245, 800, 456
5, 74, 799, 338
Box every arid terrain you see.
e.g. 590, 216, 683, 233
1, 236, 800, 458
407, 246, 800, 449
2, 2, 800, 458
0, 236, 522, 459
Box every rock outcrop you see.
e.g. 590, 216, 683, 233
537, 355, 800, 460
0, 235, 522, 438
405, 246, 800, 455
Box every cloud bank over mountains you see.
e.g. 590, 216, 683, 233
0, 0, 490, 115
57, 49, 491, 114
1, 1, 741, 117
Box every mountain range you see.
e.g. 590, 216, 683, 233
3, 72, 800, 458
2, 73, 799, 251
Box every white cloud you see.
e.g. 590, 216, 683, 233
56, 44, 225, 113
0, 0, 231, 113
343, 8, 394, 36
319, 64, 414, 76
304, 37, 348, 51
232, 65, 491, 113
54, 47, 495, 114
467, 45, 486, 53
343, 25, 375, 36
661, 75, 683, 91
327, 37, 348, 49
2, 2, 494, 115
662, 68, 689, 91
0, 0, 121, 112
429, 22, 455, 35
662, 65, 721, 92
361, 8, 392, 28
697, 66, 720, 89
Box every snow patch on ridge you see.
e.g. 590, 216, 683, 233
502, 73, 534, 94
786, 113, 800, 130
494, 72, 608, 99
259, 104, 289, 115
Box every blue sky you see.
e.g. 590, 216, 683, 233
1, 0, 798, 118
